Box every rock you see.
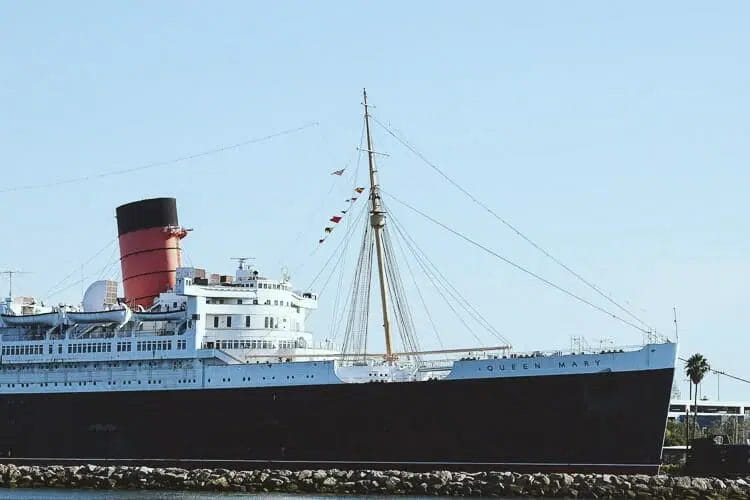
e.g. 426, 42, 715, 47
690, 477, 710, 491
1, 465, 748, 497
265, 477, 285, 489
208, 476, 229, 490
675, 476, 692, 489
312, 469, 327, 482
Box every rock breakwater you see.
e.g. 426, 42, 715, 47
0, 464, 748, 498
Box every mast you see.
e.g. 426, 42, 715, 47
362, 89, 395, 363
1, 270, 28, 300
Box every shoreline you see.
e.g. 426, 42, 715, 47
0, 465, 748, 497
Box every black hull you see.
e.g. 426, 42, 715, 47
0, 368, 673, 473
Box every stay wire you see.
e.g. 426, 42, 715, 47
387, 214, 445, 349
386, 209, 486, 346
0, 122, 319, 194
371, 115, 654, 334
386, 203, 511, 346
45, 236, 119, 298
306, 201, 369, 291
382, 190, 651, 335
678, 358, 750, 385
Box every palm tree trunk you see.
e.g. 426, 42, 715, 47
686, 382, 692, 451
693, 382, 699, 442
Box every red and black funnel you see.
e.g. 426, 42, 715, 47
116, 197, 187, 308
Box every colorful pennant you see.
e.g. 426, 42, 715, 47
317, 186, 367, 244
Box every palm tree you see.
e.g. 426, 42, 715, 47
685, 353, 710, 443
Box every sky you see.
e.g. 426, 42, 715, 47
0, 1, 748, 400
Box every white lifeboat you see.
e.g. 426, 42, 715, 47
132, 310, 185, 322
0, 311, 62, 327
66, 306, 131, 325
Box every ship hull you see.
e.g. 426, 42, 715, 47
0, 367, 673, 473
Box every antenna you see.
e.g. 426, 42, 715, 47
230, 257, 255, 270
0, 270, 30, 299
673, 306, 679, 342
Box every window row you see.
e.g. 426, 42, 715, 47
68, 343, 112, 354
258, 282, 289, 290
136, 340, 172, 352
2, 344, 44, 356
205, 297, 297, 308
215, 339, 275, 350
210, 315, 290, 329
116, 342, 133, 352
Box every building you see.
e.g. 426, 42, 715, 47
669, 399, 750, 443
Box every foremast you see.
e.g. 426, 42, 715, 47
362, 89, 395, 364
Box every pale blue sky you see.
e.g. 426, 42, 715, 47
1, 1, 748, 399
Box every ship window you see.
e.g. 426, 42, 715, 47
237, 299, 242, 305
213, 317, 219, 328
227, 316, 232, 328
253, 299, 258, 305
245, 316, 251, 327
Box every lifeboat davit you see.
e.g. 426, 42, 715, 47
0, 311, 62, 327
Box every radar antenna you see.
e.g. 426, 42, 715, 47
231, 257, 255, 270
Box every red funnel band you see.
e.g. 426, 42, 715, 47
119, 227, 184, 307
116, 197, 185, 308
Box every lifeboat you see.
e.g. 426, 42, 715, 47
0, 311, 62, 327
132, 310, 185, 322
66, 307, 131, 325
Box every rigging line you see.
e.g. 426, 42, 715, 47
386, 204, 511, 345
381, 227, 420, 354
328, 147, 365, 341
96, 242, 121, 281
678, 357, 750, 385
318, 216, 360, 297
0, 122, 319, 194
388, 216, 445, 349
291, 121, 365, 274
330, 210, 361, 343
341, 221, 374, 358
371, 115, 654, 333
392, 222, 492, 347
386, 210, 486, 346
382, 190, 651, 335
306, 201, 369, 291
44, 237, 119, 297
46, 278, 86, 300
291, 128, 367, 276
387, 204, 502, 345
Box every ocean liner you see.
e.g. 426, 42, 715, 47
0, 92, 676, 473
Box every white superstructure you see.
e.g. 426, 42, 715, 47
0, 258, 676, 393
